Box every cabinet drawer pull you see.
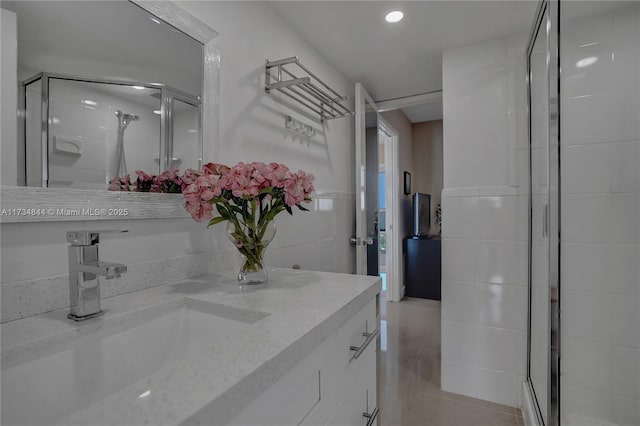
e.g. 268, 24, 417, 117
349, 329, 379, 360
362, 407, 379, 426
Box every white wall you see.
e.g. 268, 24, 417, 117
1, 9, 18, 186
178, 0, 355, 272
1, 1, 355, 322
559, 4, 639, 426
441, 33, 528, 408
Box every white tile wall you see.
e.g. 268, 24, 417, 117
476, 283, 527, 331
562, 140, 640, 194
612, 395, 640, 426
562, 193, 639, 245
563, 384, 614, 426
611, 345, 639, 400
46, 79, 161, 187
562, 92, 640, 147
440, 239, 479, 282
441, 360, 523, 407
441, 32, 529, 408
560, 3, 640, 425
441, 280, 478, 324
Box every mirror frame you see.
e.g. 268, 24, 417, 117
1, 0, 219, 223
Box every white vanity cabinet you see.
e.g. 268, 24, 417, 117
227, 295, 380, 426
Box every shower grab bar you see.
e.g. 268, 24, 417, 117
265, 56, 354, 122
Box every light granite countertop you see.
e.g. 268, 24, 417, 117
1, 268, 381, 426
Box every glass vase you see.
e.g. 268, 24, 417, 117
226, 220, 276, 284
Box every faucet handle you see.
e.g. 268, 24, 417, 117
67, 230, 129, 246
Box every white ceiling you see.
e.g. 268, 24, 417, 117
269, 0, 539, 122
402, 102, 443, 123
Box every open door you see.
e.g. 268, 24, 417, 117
354, 83, 377, 275
354, 83, 401, 301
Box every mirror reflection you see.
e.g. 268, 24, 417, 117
1, 0, 204, 189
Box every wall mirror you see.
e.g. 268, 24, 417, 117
0, 0, 219, 221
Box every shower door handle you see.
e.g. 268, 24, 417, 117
543, 203, 549, 238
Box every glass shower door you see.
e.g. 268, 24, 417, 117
528, 1, 560, 425
528, 3, 550, 422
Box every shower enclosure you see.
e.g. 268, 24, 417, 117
526, 1, 639, 426
22, 73, 202, 188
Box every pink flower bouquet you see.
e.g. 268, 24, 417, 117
182, 161, 315, 283
108, 161, 314, 283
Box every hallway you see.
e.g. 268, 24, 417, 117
378, 297, 524, 426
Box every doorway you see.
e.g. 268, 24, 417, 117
365, 119, 397, 297
355, 83, 401, 301
356, 84, 444, 303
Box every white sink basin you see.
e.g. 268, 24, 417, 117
1, 297, 269, 426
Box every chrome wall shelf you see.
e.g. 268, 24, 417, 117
265, 56, 353, 122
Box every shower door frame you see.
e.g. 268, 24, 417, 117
20, 72, 201, 187
525, 0, 561, 425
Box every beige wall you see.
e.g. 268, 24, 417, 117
412, 120, 443, 221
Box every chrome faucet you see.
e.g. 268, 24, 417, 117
66, 230, 128, 321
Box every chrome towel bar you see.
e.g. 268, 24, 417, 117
265, 56, 354, 122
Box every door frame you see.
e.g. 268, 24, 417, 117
355, 83, 402, 301
378, 115, 402, 302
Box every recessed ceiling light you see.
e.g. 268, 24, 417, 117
82, 100, 97, 106
153, 109, 161, 115
132, 85, 145, 90
385, 10, 404, 23
150, 17, 161, 25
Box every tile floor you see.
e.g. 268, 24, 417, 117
378, 297, 524, 426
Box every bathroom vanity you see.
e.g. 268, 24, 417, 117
0, 268, 381, 426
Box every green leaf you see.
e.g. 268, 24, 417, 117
285, 205, 293, 215
207, 216, 227, 227
227, 204, 243, 214
296, 204, 309, 211
216, 205, 232, 220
